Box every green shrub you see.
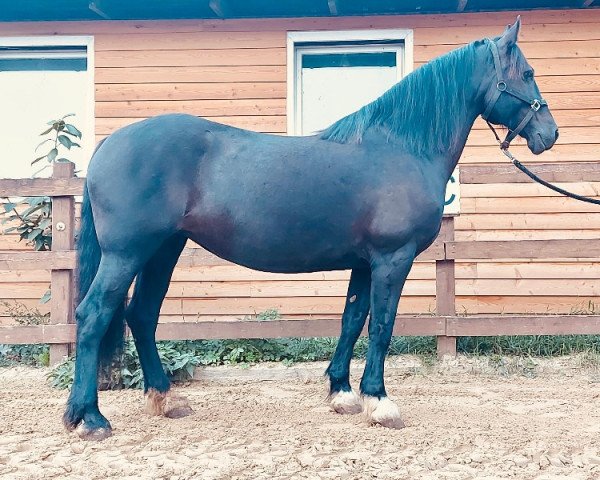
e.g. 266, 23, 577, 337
0, 301, 50, 367
0, 343, 49, 367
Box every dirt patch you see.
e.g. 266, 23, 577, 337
2, 356, 600, 479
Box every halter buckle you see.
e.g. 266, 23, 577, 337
531, 99, 541, 111
496, 81, 507, 92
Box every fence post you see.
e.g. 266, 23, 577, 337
49, 161, 75, 365
436, 216, 457, 359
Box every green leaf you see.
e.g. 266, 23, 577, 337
34, 236, 46, 251
3, 226, 18, 233
40, 289, 51, 304
3, 202, 16, 212
24, 197, 47, 206
31, 154, 47, 165
35, 138, 54, 152
64, 124, 82, 139
47, 148, 58, 163
20, 203, 45, 218
39, 126, 54, 136
32, 164, 52, 177
58, 135, 74, 149
26, 228, 42, 240
38, 218, 51, 230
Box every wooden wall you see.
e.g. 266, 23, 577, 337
1, 9, 600, 326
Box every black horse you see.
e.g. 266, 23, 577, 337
65, 18, 558, 439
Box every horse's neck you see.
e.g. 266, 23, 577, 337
431, 79, 483, 181
444, 109, 480, 179
387, 58, 484, 180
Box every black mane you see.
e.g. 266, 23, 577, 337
320, 41, 481, 155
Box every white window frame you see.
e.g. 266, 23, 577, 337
286, 29, 414, 136
0, 35, 95, 173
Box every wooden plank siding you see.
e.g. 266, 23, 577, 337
1, 9, 600, 328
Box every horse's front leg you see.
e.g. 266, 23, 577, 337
360, 246, 416, 429
326, 267, 371, 414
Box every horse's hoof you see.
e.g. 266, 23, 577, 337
75, 423, 113, 441
164, 393, 194, 419
330, 390, 363, 415
362, 396, 405, 429
146, 388, 193, 418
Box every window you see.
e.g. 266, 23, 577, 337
287, 30, 460, 215
0, 36, 94, 179
288, 30, 411, 136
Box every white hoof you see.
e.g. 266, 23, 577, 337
75, 423, 112, 441
363, 396, 405, 429
330, 390, 363, 415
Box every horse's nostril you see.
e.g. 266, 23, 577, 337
555, 129, 559, 141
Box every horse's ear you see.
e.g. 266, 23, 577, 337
500, 15, 521, 48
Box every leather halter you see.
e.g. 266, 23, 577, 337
481, 39, 600, 205
481, 38, 547, 150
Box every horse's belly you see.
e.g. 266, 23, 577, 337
183, 213, 363, 273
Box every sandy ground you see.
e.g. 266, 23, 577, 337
2, 356, 600, 480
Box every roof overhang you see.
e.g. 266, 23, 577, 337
1, 0, 598, 22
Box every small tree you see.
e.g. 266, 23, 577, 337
1, 115, 82, 303
1, 114, 82, 251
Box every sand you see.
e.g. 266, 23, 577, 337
1, 355, 600, 480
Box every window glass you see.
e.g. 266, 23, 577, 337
297, 46, 402, 135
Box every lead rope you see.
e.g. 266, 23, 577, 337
485, 120, 600, 206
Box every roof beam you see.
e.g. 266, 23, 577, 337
328, 0, 339, 15
457, 0, 468, 12
88, 1, 110, 19
209, 0, 232, 18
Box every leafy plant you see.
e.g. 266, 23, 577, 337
0, 300, 49, 326
1, 115, 82, 302
47, 356, 75, 388
255, 309, 281, 321
32, 113, 82, 174
45, 333, 440, 390
2, 196, 52, 251
2, 114, 82, 250
0, 301, 50, 367
48, 340, 202, 390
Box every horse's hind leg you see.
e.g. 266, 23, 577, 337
325, 267, 371, 414
64, 252, 142, 440
125, 234, 192, 418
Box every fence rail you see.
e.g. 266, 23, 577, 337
1, 161, 600, 363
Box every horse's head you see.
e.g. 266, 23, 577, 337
480, 17, 558, 155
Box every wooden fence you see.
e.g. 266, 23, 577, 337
1, 161, 600, 364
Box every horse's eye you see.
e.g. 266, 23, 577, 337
523, 70, 534, 81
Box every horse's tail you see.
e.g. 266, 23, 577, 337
77, 147, 125, 370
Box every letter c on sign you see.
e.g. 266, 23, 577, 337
444, 175, 456, 206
